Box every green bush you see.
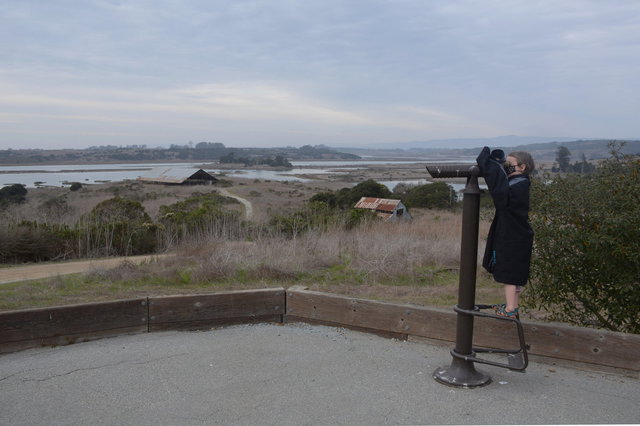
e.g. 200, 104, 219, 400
309, 191, 339, 208
78, 197, 157, 256
0, 184, 27, 206
342, 180, 394, 207
158, 192, 241, 244
310, 179, 396, 210
268, 201, 339, 237
268, 200, 377, 238
402, 182, 457, 209
527, 146, 640, 333
0, 221, 77, 263
345, 207, 377, 229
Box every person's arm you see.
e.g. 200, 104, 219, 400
476, 147, 509, 210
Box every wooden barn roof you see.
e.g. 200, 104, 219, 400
137, 167, 216, 184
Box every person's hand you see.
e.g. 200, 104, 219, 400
490, 149, 505, 162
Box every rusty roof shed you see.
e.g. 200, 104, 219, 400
354, 197, 411, 221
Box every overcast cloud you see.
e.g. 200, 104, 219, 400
1, 0, 639, 149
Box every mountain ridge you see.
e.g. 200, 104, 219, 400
336, 138, 640, 162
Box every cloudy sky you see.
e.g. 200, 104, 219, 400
1, 0, 640, 150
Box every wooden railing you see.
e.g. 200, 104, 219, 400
1, 287, 637, 377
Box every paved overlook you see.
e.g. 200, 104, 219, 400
1, 323, 638, 425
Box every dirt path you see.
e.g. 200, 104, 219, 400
219, 188, 253, 219
0, 254, 170, 285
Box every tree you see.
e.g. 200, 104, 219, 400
570, 153, 596, 174
84, 197, 150, 225
555, 146, 572, 172
0, 221, 76, 263
79, 197, 156, 256
195, 142, 225, 151
336, 180, 394, 208
158, 192, 241, 245
268, 201, 343, 237
527, 143, 640, 333
391, 182, 413, 195
268, 155, 292, 168
311, 180, 395, 210
402, 182, 457, 209
309, 191, 338, 208
0, 184, 27, 206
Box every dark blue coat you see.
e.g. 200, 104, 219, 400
476, 147, 533, 286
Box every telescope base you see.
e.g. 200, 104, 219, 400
433, 356, 492, 388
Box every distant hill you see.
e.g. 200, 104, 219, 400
339, 139, 640, 162
462, 139, 640, 162
0, 143, 360, 165
373, 135, 579, 150
501, 139, 640, 161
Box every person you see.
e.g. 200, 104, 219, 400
476, 147, 535, 317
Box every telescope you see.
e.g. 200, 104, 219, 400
426, 159, 529, 388
425, 163, 482, 179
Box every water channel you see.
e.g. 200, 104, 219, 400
0, 159, 477, 192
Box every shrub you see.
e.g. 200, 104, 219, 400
402, 182, 457, 209
0, 184, 27, 206
309, 191, 339, 208
310, 179, 396, 210
38, 195, 71, 222
0, 221, 76, 262
158, 192, 241, 246
268, 201, 337, 237
83, 196, 151, 224
341, 180, 394, 207
527, 144, 640, 333
78, 197, 157, 256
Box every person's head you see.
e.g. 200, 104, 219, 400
506, 151, 535, 176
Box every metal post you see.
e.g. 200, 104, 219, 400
432, 166, 492, 388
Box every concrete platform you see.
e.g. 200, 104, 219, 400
1, 323, 638, 425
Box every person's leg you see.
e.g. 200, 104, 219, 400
504, 284, 519, 312
515, 285, 523, 307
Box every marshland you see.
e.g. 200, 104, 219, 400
2, 148, 638, 335
0, 161, 502, 313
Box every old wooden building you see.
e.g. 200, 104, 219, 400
354, 197, 411, 221
137, 168, 217, 185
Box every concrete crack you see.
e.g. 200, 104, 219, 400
0, 371, 22, 382
131, 352, 189, 365
21, 360, 129, 382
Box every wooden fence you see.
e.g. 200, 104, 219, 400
1, 287, 638, 377
0, 298, 149, 354
286, 288, 639, 375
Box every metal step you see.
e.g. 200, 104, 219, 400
451, 304, 529, 372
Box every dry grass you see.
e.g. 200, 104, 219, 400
1, 174, 509, 312
160, 210, 480, 282
0, 209, 504, 311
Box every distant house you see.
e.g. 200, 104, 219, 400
354, 197, 411, 221
137, 168, 217, 185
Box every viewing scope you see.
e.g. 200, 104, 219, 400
425, 163, 482, 179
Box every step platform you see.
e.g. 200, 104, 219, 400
451, 304, 529, 372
